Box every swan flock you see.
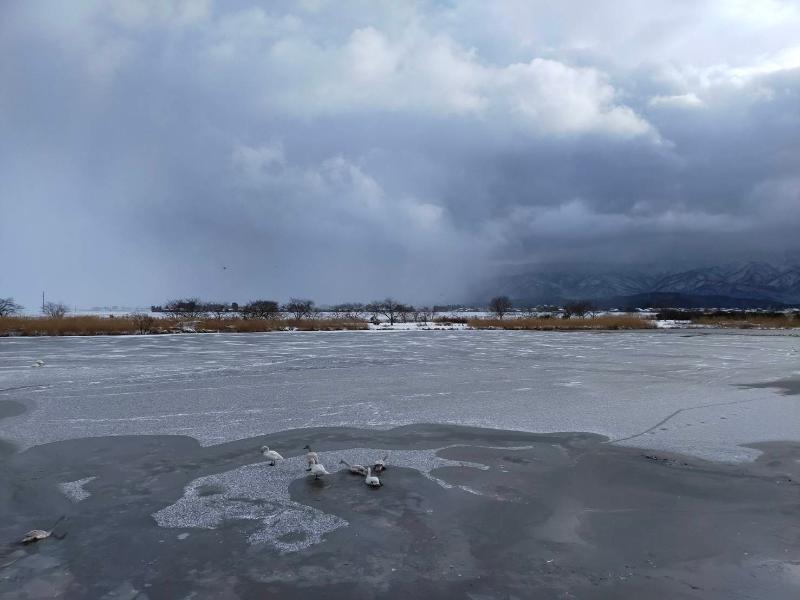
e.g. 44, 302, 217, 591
262, 444, 386, 488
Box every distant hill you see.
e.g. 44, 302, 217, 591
480, 261, 800, 308
591, 292, 791, 310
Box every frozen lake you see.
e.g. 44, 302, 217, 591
2, 330, 799, 461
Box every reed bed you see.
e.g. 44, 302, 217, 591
0, 316, 367, 336
0, 316, 156, 336
468, 315, 655, 330
432, 316, 469, 325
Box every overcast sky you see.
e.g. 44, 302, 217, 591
2, 0, 799, 308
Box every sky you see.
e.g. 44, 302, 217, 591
1, 0, 800, 308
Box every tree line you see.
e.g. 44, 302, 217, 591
151, 297, 425, 325
487, 296, 597, 319
152, 296, 599, 322
1, 294, 599, 322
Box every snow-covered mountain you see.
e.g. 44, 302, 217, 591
483, 261, 800, 305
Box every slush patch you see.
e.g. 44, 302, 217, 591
153, 447, 489, 553
58, 476, 97, 502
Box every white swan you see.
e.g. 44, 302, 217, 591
260, 446, 284, 466
32, 359, 45, 368
303, 445, 319, 471
372, 454, 388, 473
364, 467, 382, 487
339, 459, 367, 476
309, 460, 329, 479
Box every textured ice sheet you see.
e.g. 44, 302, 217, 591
153, 447, 489, 552
2, 331, 800, 461
58, 476, 96, 502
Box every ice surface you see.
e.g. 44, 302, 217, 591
58, 476, 96, 502
2, 331, 800, 461
153, 447, 489, 552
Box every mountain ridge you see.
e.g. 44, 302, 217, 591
481, 261, 800, 306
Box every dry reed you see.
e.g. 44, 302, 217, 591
0, 316, 367, 336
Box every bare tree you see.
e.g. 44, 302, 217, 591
367, 298, 409, 325
397, 303, 416, 323
240, 300, 279, 320
164, 298, 206, 319
367, 301, 382, 324
415, 306, 436, 324
564, 300, 595, 318
0, 297, 23, 317
488, 296, 512, 319
43, 301, 68, 318
205, 302, 230, 320
283, 298, 315, 320
331, 303, 367, 320
130, 313, 155, 334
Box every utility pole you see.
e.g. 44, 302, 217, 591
42, 291, 45, 312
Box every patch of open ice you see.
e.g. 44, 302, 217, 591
153, 447, 490, 553
58, 476, 97, 502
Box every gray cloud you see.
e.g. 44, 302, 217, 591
1, 0, 799, 308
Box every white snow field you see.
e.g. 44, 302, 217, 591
1, 330, 799, 461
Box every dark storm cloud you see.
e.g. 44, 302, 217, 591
1, 0, 799, 308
